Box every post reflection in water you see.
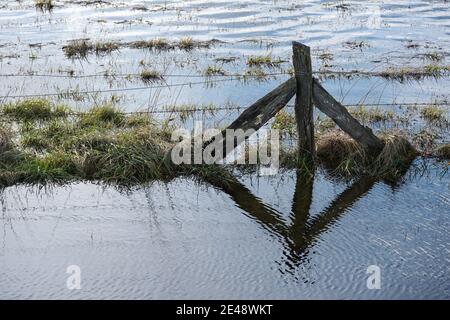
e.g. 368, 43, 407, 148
208, 171, 385, 274
1, 158, 448, 299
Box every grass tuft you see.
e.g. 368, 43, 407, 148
35, 0, 54, 12
80, 105, 125, 127
349, 106, 394, 123
140, 69, 163, 83
374, 132, 418, 176
0, 126, 12, 154
272, 110, 297, 138
420, 105, 446, 123
131, 38, 172, 51
63, 39, 94, 59
315, 129, 417, 179
380, 65, 450, 82
204, 65, 226, 76
94, 41, 119, 56
2, 99, 70, 121
436, 144, 450, 159
316, 130, 366, 173
179, 37, 195, 50
246, 54, 283, 67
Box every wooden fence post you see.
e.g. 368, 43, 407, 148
292, 41, 315, 160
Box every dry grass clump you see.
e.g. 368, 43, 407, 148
35, 0, 54, 12
380, 64, 450, 82
246, 54, 283, 67
179, 36, 195, 50
94, 41, 120, 56
316, 130, 367, 174
140, 69, 163, 83
315, 129, 417, 178
2, 99, 70, 121
420, 105, 446, 123
373, 132, 418, 176
349, 106, 394, 123
63, 40, 94, 59
0, 99, 232, 187
436, 144, 450, 159
178, 37, 212, 50
0, 126, 12, 155
63, 40, 119, 58
204, 65, 226, 76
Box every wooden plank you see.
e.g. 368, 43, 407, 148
312, 78, 384, 156
225, 77, 296, 132
203, 77, 297, 160
293, 42, 315, 159
165, 77, 296, 164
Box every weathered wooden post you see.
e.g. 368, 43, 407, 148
198, 78, 296, 160
292, 41, 315, 160
312, 79, 385, 157
165, 41, 385, 168
165, 78, 296, 164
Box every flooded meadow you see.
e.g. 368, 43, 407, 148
0, 0, 449, 299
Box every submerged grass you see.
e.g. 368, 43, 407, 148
131, 38, 172, 51
35, 0, 54, 12
349, 106, 394, 123
63, 40, 119, 58
94, 41, 120, 56
243, 67, 269, 81
204, 65, 226, 76
420, 105, 446, 123
246, 54, 284, 67
130, 37, 212, 51
140, 69, 163, 84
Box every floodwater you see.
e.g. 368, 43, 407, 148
0, 162, 449, 299
0, 0, 449, 112
0, 0, 449, 299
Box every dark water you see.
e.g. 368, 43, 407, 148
0, 160, 448, 299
